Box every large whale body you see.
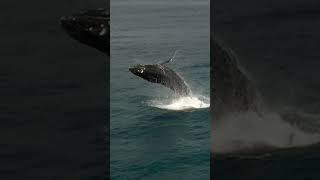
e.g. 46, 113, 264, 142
60, 9, 110, 54
212, 38, 261, 120
129, 63, 191, 96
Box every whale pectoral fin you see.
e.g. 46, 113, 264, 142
159, 50, 178, 65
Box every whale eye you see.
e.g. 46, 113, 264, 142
99, 28, 106, 36
137, 69, 144, 73
140, 67, 145, 73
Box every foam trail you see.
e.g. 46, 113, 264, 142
148, 95, 210, 111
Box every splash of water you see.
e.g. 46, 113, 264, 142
148, 95, 210, 111
212, 110, 320, 154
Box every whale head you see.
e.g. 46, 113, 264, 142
60, 9, 109, 53
129, 63, 191, 96
129, 64, 166, 83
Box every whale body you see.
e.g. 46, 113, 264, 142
129, 63, 191, 96
60, 9, 110, 54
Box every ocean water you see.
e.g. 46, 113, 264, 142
212, 0, 320, 179
111, 0, 210, 179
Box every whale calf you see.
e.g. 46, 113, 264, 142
60, 9, 110, 54
129, 56, 191, 96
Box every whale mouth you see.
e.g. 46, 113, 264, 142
128, 67, 135, 74
60, 16, 78, 35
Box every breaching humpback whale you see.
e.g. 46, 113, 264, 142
212, 38, 262, 120
129, 53, 191, 96
60, 9, 109, 54
212, 38, 320, 154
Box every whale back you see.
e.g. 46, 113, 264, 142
160, 65, 191, 96
212, 38, 261, 119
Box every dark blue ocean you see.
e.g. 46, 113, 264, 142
111, 0, 210, 179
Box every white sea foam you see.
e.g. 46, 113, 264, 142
148, 95, 210, 111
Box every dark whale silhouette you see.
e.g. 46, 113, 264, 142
212, 38, 320, 152
212, 38, 261, 120
60, 9, 109, 54
129, 58, 191, 96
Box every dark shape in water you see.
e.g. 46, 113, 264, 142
212, 38, 320, 133
60, 9, 109, 54
212, 38, 261, 120
212, 38, 320, 157
129, 60, 191, 96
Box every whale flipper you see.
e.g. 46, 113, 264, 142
159, 51, 178, 65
